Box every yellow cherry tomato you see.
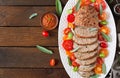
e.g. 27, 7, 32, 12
63, 35, 68, 40
100, 26, 110, 35
99, 48, 109, 58
66, 51, 73, 57
94, 64, 102, 74
98, 12, 107, 20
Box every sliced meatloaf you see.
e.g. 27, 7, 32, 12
75, 55, 97, 66
73, 42, 99, 53
74, 26, 98, 38
78, 63, 96, 72
73, 36, 97, 45
78, 71, 94, 78
75, 5, 99, 27
74, 49, 98, 60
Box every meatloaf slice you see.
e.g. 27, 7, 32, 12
73, 36, 97, 45
74, 26, 98, 38
78, 63, 96, 72
73, 42, 99, 53
75, 55, 97, 66
74, 49, 98, 60
75, 5, 99, 27
78, 71, 94, 78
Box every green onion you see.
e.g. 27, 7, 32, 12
100, 20, 108, 25
67, 9, 73, 14
99, 4, 103, 15
68, 32, 73, 39
101, 32, 111, 42
89, 28, 98, 32
67, 57, 72, 66
55, 0, 62, 16
75, 0, 81, 11
73, 66, 78, 72
102, 63, 106, 74
29, 13, 38, 19
91, 0, 96, 3
90, 74, 99, 78
36, 45, 53, 54
71, 46, 80, 52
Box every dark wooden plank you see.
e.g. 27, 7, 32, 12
0, 27, 58, 46
0, 47, 63, 68
0, 68, 69, 78
0, 6, 56, 26
0, 0, 68, 5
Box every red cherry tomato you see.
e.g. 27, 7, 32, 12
42, 31, 49, 37
67, 14, 75, 23
49, 58, 56, 66
94, 0, 106, 11
70, 54, 76, 61
97, 57, 103, 65
72, 61, 80, 67
98, 33, 106, 41
64, 28, 71, 35
62, 40, 73, 51
100, 41, 108, 48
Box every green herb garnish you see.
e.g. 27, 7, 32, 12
91, 0, 96, 3
67, 9, 73, 14
90, 74, 99, 78
73, 66, 78, 72
75, 0, 81, 11
55, 0, 62, 16
89, 28, 98, 32
99, 4, 103, 15
100, 20, 108, 25
29, 13, 38, 19
101, 32, 111, 42
36, 45, 53, 54
102, 63, 106, 74
71, 46, 80, 52
67, 57, 72, 66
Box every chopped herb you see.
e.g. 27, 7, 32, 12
67, 9, 73, 14
99, 4, 103, 15
102, 63, 106, 74
75, 0, 81, 11
73, 66, 78, 72
100, 20, 108, 25
36, 45, 53, 54
91, 0, 96, 3
89, 28, 98, 32
67, 57, 72, 66
90, 74, 99, 78
29, 13, 38, 19
101, 32, 111, 42
55, 0, 62, 16
71, 46, 80, 52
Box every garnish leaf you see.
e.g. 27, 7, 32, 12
75, 0, 81, 11
55, 0, 62, 16
89, 28, 98, 32
67, 9, 73, 14
71, 46, 80, 52
29, 13, 38, 19
90, 74, 99, 78
99, 4, 103, 15
91, 0, 96, 3
73, 66, 78, 72
36, 45, 53, 54
100, 20, 108, 25
101, 32, 111, 42
67, 57, 72, 66
102, 63, 106, 74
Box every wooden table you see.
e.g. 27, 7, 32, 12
0, 0, 119, 78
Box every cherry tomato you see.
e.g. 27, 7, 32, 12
98, 12, 107, 20
98, 33, 106, 41
94, 0, 106, 11
81, 0, 92, 6
72, 61, 80, 67
64, 28, 71, 35
67, 14, 75, 23
62, 40, 73, 51
100, 26, 110, 35
94, 64, 102, 74
49, 58, 56, 66
97, 57, 103, 65
100, 41, 108, 48
99, 48, 109, 57
70, 54, 76, 61
66, 51, 73, 57
42, 31, 49, 37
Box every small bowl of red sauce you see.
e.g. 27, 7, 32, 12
114, 3, 120, 15
41, 12, 58, 30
